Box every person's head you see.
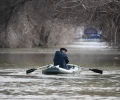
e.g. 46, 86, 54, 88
60, 48, 67, 54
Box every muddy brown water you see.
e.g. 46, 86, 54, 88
0, 44, 120, 100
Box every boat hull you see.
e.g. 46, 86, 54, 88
42, 64, 80, 75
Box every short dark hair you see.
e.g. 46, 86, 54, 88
60, 48, 67, 52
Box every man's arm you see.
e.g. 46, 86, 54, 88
64, 55, 69, 64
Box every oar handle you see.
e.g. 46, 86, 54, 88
36, 65, 47, 69
79, 67, 89, 70
36, 64, 53, 69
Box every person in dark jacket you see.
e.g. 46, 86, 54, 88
53, 48, 69, 69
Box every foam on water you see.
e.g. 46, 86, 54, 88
0, 68, 120, 100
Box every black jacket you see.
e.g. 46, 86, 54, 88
53, 51, 69, 69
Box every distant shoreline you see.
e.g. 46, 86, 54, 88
0, 42, 120, 54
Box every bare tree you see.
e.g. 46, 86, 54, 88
0, 0, 120, 48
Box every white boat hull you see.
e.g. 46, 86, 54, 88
42, 64, 81, 74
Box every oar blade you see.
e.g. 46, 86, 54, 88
26, 68, 37, 74
89, 69, 103, 74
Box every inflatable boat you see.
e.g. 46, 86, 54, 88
26, 64, 103, 75
42, 64, 81, 75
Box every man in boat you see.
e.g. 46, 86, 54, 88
53, 48, 69, 69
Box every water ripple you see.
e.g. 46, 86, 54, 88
0, 68, 120, 100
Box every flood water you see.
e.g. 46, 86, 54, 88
0, 42, 120, 100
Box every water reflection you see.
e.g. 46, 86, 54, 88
0, 52, 120, 69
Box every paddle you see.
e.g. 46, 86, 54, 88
89, 69, 103, 74
26, 65, 48, 74
26, 68, 37, 74
81, 67, 103, 74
